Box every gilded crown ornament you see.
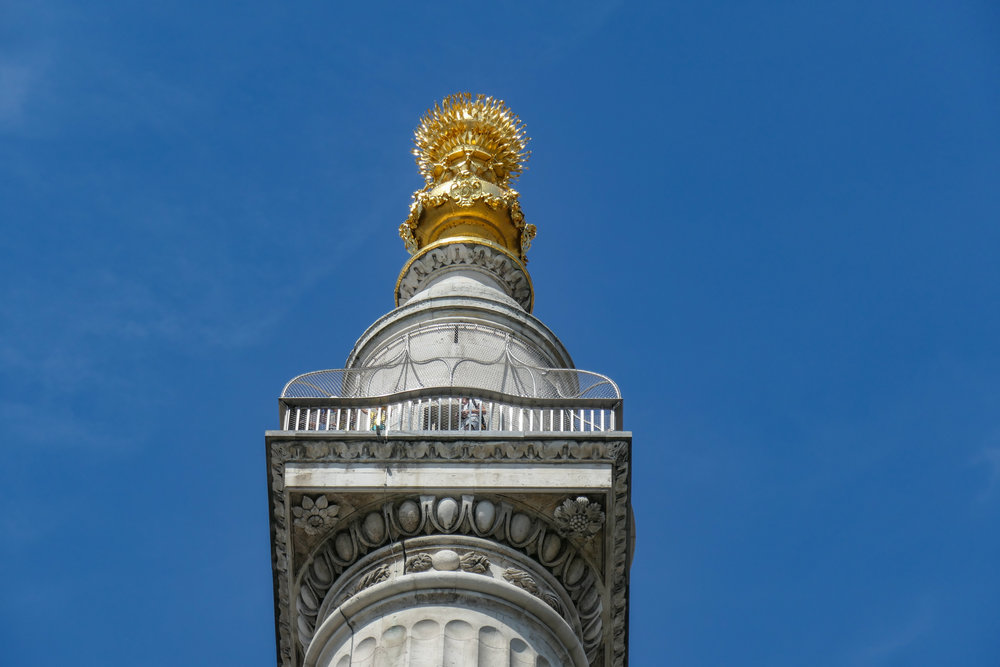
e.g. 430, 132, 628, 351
399, 93, 537, 263
413, 93, 530, 187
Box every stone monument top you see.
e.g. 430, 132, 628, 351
267, 95, 632, 667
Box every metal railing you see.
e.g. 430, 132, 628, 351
279, 388, 621, 434
281, 365, 620, 401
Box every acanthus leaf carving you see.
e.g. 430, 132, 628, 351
503, 567, 539, 594
396, 241, 532, 310
459, 551, 491, 574
350, 564, 390, 596
404, 553, 432, 573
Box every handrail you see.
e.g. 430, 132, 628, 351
278, 388, 623, 434
281, 385, 620, 409
281, 365, 620, 401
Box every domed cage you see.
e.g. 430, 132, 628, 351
278, 335, 622, 435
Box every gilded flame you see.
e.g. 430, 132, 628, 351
400, 93, 537, 262
413, 93, 530, 187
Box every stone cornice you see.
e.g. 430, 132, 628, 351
266, 434, 632, 667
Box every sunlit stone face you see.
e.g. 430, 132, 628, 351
308, 594, 577, 667
357, 320, 560, 398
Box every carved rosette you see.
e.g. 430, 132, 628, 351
395, 239, 534, 311
292, 495, 339, 536
553, 496, 606, 540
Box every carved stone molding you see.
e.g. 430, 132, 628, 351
405, 549, 491, 574
503, 567, 563, 612
304, 536, 584, 665
294, 495, 603, 661
267, 436, 631, 667
460, 551, 491, 574
347, 564, 389, 597
277, 437, 618, 465
396, 240, 533, 311
307, 579, 584, 667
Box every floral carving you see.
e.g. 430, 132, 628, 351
292, 495, 339, 536
553, 496, 605, 539
404, 550, 490, 575
503, 567, 538, 593
503, 568, 561, 612
459, 552, 491, 574
350, 564, 390, 596
404, 553, 433, 573
396, 240, 533, 310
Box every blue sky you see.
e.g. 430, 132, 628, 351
2, 1, 998, 665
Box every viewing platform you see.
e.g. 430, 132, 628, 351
279, 366, 622, 435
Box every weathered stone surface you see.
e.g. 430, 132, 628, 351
267, 433, 631, 667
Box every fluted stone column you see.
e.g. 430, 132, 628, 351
306, 571, 587, 666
